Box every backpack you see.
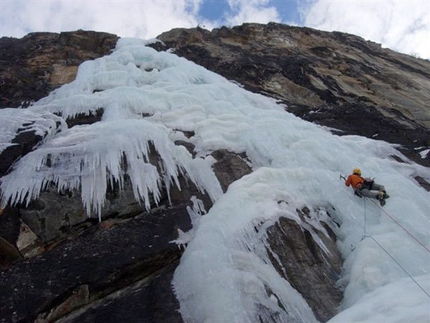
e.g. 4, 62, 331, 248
362, 177, 374, 189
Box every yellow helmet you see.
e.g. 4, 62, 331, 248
353, 168, 361, 175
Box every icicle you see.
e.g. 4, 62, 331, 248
0, 118, 222, 218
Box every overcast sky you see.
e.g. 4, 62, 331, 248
1, 0, 429, 59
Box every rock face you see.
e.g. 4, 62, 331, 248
267, 207, 343, 322
153, 23, 430, 167
0, 159, 246, 323
0, 30, 118, 109
0, 24, 429, 323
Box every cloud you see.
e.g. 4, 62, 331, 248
2, 0, 428, 59
301, 0, 430, 59
0, 0, 284, 39
0, 0, 202, 39
224, 0, 281, 26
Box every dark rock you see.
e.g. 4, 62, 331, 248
65, 108, 104, 128
2, 23, 430, 323
0, 207, 21, 246
57, 263, 183, 323
153, 22, 430, 167
0, 114, 64, 179
0, 130, 43, 177
0, 204, 189, 323
414, 176, 430, 192
20, 187, 90, 244
267, 208, 343, 322
212, 149, 252, 192
0, 141, 250, 322
0, 31, 118, 109
0, 236, 22, 270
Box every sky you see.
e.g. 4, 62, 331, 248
0, 0, 429, 59
1, 38, 429, 322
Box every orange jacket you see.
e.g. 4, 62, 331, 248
345, 174, 364, 189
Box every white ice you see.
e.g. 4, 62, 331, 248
0, 38, 429, 322
0, 108, 65, 154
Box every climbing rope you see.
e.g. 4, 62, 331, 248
366, 235, 430, 298
361, 197, 430, 299
362, 198, 367, 239
368, 199, 430, 254
340, 173, 429, 253
339, 174, 430, 298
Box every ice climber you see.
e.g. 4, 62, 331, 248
345, 168, 390, 206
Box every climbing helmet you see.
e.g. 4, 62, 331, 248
353, 168, 361, 175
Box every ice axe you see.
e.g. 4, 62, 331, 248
339, 174, 346, 181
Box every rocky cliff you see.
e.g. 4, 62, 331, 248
0, 30, 119, 109
153, 23, 430, 168
0, 25, 429, 323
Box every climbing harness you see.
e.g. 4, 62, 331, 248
340, 173, 430, 298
